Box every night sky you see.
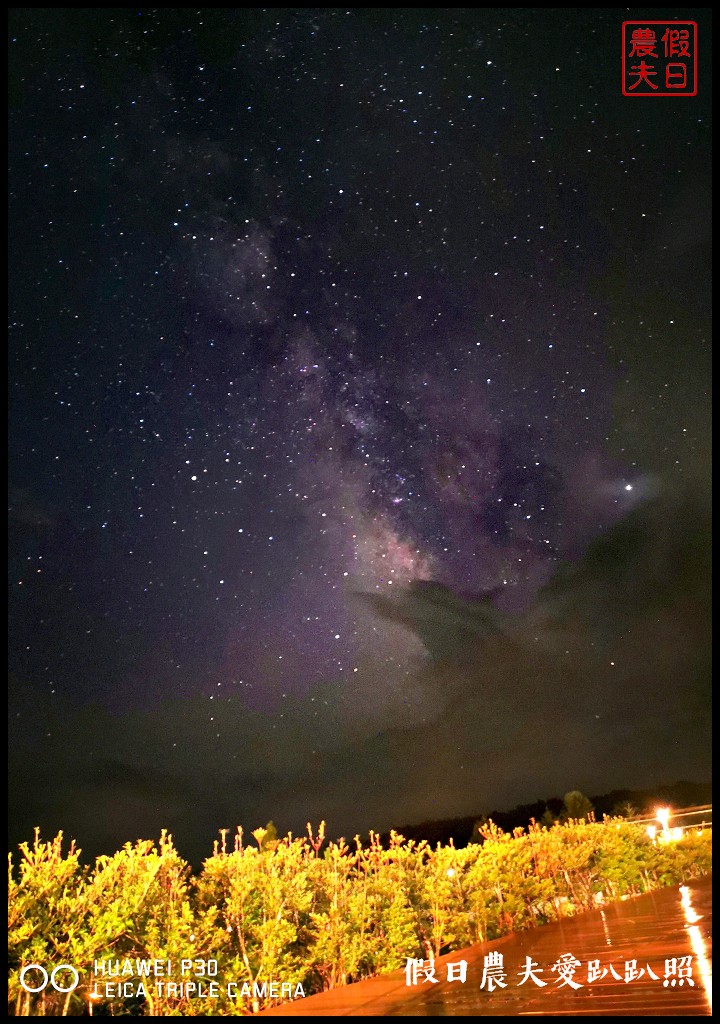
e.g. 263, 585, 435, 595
9, 9, 711, 864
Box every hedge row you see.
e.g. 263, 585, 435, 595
8, 819, 711, 1015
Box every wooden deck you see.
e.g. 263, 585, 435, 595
259, 874, 712, 1016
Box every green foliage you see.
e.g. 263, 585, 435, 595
197, 829, 313, 1014
562, 790, 595, 821
8, 830, 85, 1017
7, 819, 712, 1016
611, 800, 638, 819
261, 821, 279, 851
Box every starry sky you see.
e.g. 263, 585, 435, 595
9, 9, 711, 863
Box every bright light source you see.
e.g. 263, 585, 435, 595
656, 807, 671, 832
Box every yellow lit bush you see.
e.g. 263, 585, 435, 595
7, 819, 712, 1016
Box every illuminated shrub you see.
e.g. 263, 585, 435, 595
8, 819, 712, 1015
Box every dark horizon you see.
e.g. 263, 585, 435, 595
9, 772, 712, 870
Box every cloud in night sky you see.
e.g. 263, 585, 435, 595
9, 477, 710, 863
